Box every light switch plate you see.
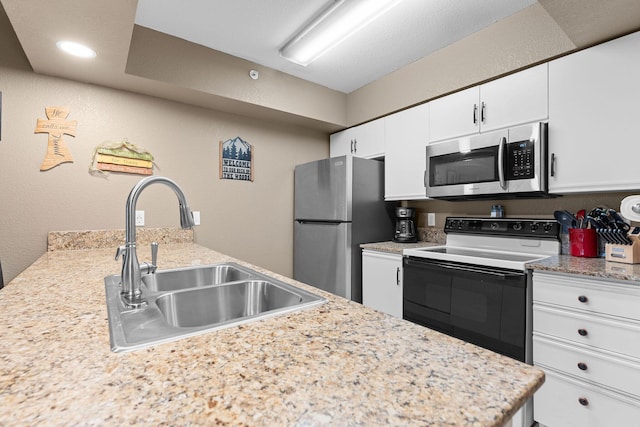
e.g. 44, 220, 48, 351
193, 211, 200, 226
427, 213, 436, 227
135, 210, 144, 226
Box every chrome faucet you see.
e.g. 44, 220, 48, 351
116, 176, 195, 308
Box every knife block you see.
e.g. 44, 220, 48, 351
605, 233, 640, 264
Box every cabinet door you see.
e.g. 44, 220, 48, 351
548, 31, 640, 193
534, 369, 640, 427
352, 117, 385, 159
330, 118, 385, 159
362, 250, 402, 318
384, 103, 429, 200
428, 87, 479, 143
479, 64, 548, 133
329, 128, 354, 158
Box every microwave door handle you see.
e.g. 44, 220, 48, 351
498, 136, 507, 190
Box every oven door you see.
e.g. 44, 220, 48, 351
403, 257, 527, 362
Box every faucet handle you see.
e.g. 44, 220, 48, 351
150, 242, 158, 268
115, 245, 126, 261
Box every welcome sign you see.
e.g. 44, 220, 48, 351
219, 136, 253, 181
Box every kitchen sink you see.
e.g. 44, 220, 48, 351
156, 280, 306, 328
105, 262, 326, 352
142, 263, 253, 292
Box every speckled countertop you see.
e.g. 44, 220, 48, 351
361, 240, 441, 254
364, 238, 640, 283
1, 239, 544, 426
527, 254, 640, 282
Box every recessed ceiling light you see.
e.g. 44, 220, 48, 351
56, 41, 97, 58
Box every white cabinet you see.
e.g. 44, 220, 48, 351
532, 272, 640, 426
428, 87, 478, 143
384, 103, 429, 200
428, 64, 548, 143
362, 250, 402, 318
330, 117, 385, 159
548, 31, 640, 194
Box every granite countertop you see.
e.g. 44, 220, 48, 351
1, 241, 544, 426
528, 254, 640, 282
361, 240, 441, 254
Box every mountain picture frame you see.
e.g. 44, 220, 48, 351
219, 136, 253, 181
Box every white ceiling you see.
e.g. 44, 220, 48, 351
3, 0, 640, 130
134, 0, 536, 93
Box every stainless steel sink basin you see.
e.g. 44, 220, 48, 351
156, 280, 306, 328
142, 263, 253, 292
105, 263, 326, 352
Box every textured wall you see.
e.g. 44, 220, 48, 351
347, 4, 576, 125
0, 66, 328, 282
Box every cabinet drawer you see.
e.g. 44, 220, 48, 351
533, 304, 640, 358
533, 335, 640, 397
534, 369, 640, 427
533, 272, 640, 321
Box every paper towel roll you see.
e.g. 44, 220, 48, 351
620, 195, 640, 222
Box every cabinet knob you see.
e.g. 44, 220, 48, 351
578, 328, 588, 337
577, 362, 588, 371
578, 295, 588, 303
578, 397, 589, 407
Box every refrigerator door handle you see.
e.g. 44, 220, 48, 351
296, 220, 345, 225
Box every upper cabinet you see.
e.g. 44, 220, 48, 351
548, 31, 640, 194
384, 103, 429, 200
330, 117, 385, 159
428, 64, 548, 143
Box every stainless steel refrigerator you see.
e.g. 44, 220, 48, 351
294, 155, 394, 302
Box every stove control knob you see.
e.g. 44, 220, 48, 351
513, 222, 523, 231
490, 222, 499, 230
543, 223, 554, 232
530, 223, 539, 231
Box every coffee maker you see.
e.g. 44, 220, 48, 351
393, 207, 417, 243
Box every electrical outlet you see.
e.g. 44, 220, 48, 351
193, 211, 200, 226
135, 210, 145, 226
427, 212, 436, 227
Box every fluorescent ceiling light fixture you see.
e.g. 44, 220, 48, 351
56, 41, 97, 58
280, 0, 402, 66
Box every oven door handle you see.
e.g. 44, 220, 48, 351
405, 258, 524, 280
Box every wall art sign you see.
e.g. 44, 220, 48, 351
34, 106, 77, 171
219, 136, 253, 181
89, 139, 155, 177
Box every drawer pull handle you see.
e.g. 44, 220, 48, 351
578, 397, 589, 407
578, 295, 588, 303
578, 328, 588, 336
577, 362, 588, 371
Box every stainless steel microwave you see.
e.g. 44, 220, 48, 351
425, 122, 548, 199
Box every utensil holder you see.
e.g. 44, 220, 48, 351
569, 228, 598, 257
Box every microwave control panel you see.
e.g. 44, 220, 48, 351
507, 140, 534, 180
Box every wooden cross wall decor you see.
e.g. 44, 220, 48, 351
34, 106, 77, 171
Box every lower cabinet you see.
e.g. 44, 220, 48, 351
532, 271, 640, 426
362, 250, 402, 318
